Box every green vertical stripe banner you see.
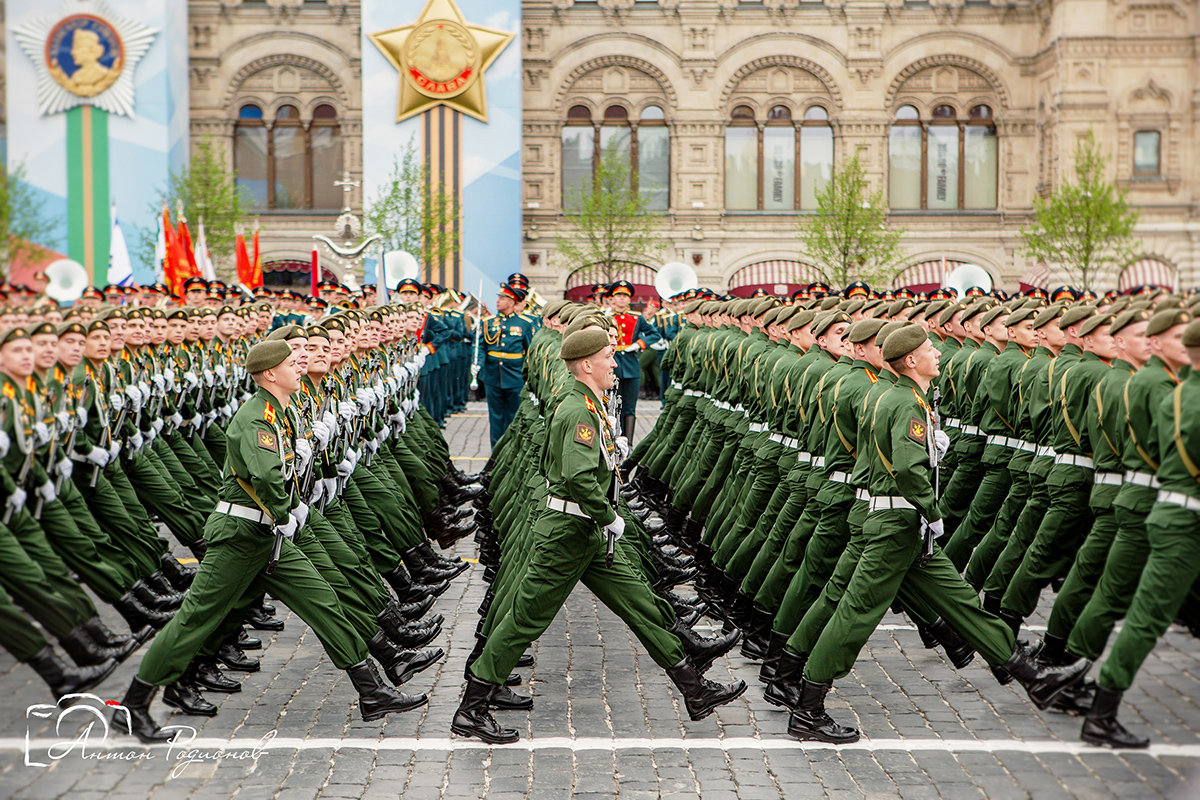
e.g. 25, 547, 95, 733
64, 105, 111, 285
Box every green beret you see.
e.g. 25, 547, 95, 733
961, 300, 995, 325
887, 299, 915, 317
1079, 312, 1114, 337
561, 328, 611, 361
979, 306, 1009, 330
788, 309, 816, 332
846, 318, 886, 344
1146, 307, 1193, 337
1058, 305, 1094, 330
218, 305, 237, 318
881, 323, 928, 362
253, 300, 273, 312
1109, 307, 1152, 336
876, 320, 909, 352
753, 298, 779, 318
813, 310, 852, 339
166, 308, 189, 322
1032, 304, 1066, 330
93, 306, 125, 322
682, 300, 704, 314
321, 316, 346, 333
195, 306, 218, 318
306, 325, 330, 340
563, 314, 606, 338
863, 299, 885, 312
1004, 307, 1038, 327
818, 296, 842, 311
1021, 298, 1047, 311
266, 324, 306, 341
246, 340, 293, 374
56, 321, 87, 338
86, 319, 110, 334
842, 298, 866, 316
29, 322, 57, 337
923, 299, 949, 321
541, 299, 570, 321
0, 327, 30, 347
938, 302, 964, 327
1182, 318, 1200, 347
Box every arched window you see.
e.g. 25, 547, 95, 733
889, 103, 997, 210
560, 102, 671, 211
725, 104, 833, 212
234, 102, 343, 211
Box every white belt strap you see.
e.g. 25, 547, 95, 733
546, 496, 591, 519
1094, 472, 1124, 486
810, 456, 826, 469
214, 501, 271, 525
796, 452, 812, 464
961, 425, 982, 436
1157, 490, 1200, 513
1125, 470, 1161, 489
828, 471, 851, 484
768, 433, 785, 444
942, 417, 961, 429
855, 488, 871, 502
1054, 453, 1095, 469
869, 496, 916, 512
784, 437, 799, 449
749, 422, 767, 433
1036, 446, 1057, 459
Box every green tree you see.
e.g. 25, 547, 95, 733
363, 138, 459, 274
798, 155, 905, 289
0, 162, 59, 276
1020, 130, 1139, 291
556, 139, 664, 284
138, 138, 251, 277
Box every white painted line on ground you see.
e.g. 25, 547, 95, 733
5, 736, 1198, 757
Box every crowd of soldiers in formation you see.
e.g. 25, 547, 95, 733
0, 278, 483, 740
5, 271, 1199, 754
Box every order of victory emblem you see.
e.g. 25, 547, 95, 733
46, 14, 124, 98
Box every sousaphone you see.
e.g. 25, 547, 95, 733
655, 261, 698, 300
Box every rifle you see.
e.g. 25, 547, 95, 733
919, 387, 941, 567
266, 466, 299, 576
32, 388, 68, 519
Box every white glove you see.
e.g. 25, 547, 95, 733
375, 426, 390, 446
337, 457, 356, 479
622, 343, 641, 352
125, 385, 143, 407
933, 429, 950, 463
215, 365, 227, 381
76, 406, 88, 427
151, 374, 165, 391
274, 515, 298, 542
362, 438, 378, 457
183, 371, 200, 389
55, 411, 70, 431
152, 418, 165, 434
168, 412, 183, 427
84, 446, 110, 468
0, 430, 9, 459
323, 477, 338, 499
308, 478, 325, 506
345, 447, 360, 471
36, 481, 55, 504
229, 398, 241, 415
32, 422, 51, 447
109, 393, 124, 412
311, 420, 332, 450
55, 458, 73, 481
615, 435, 631, 461
414, 352, 427, 370
339, 400, 357, 420
139, 381, 151, 401
129, 431, 144, 451
108, 441, 121, 462
926, 518, 945, 539
203, 369, 214, 387
603, 515, 625, 541
145, 426, 157, 445
356, 388, 373, 413
322, 410, 338, 432
295, 437, 313, 471
290, 502, 310, 530
7, 487, 27, 512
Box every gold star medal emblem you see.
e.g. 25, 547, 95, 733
369, 0, 513, 124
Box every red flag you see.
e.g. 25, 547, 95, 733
250, 229, 264, 289
235, 234, 254, 288
162, 210, 182, 295
176, 218, 198, 275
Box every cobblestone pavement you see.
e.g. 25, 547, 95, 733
2, 400, 1200, 800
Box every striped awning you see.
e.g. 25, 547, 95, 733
729, 260, 821, 291
1118, 258, 1175, 292
1019, 264, 1050, 290
894, 259, 967, 290
565, 261, 657, 290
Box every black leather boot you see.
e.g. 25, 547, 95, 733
452, 677, 520, 744
237, 629, 262, 650
463, 635, 487, 680
83, 616, 139, 649
111, 677, 176, 743
490, 684, 533, 710
417, 540, 469, 578
191, 658, 241, 693
114, 591, 173, 631
670, 619, 741, 675
665, 659, 747, 721
982, 591, 1002, 615
663, 505, 687, 536
439, 475, 485, 506
29, 646, 117, 700
759, 630, 790, 684
145, 573, 186, 609
1038, 633, 1070, 667
916, 620, 942, 650
1049, 677, 1096, 715
764, 650, 808, 710
395, 595, 437, 621
385, 563, 449, 602
786, 679, 859, 743
60, 625, 134, 667
926, 618, 976, 669
188, 539, 208, 561
424, 512, 476, 550
1080, 685, 1149, 749
652, 561, 699, 592
160, 553, 196, 590
739, 607, 774, 661
216, 643, 260, 673
377, 611, 441, 649
1002, 646, 1091, 710
245, 603, 285, 632
516, 652, 534, 668
163, 678, 218, 716
402, 544, 460, 584
366, 631, 444, 685
346, 660, 428, 721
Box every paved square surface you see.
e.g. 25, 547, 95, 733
2, 401, 1199, 799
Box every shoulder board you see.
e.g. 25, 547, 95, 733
2, 383, 13, 399
584, 396, 599, 415
263, 403, 276, 424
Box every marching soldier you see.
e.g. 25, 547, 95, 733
477, 283, 535, 446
